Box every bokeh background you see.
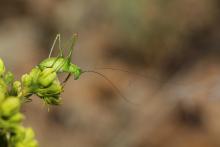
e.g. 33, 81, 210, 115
1, 0, 220, 146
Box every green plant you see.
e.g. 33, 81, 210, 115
0, 34, 82, 147
0, 58, 39, 147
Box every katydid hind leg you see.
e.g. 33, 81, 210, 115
49, 34, 63, 58
49, 34, 59, 58
67, 33, 78, 59
58, 34, 63, 57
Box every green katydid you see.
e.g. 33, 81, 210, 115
38, 34, 82, 81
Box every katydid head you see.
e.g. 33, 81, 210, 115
69, 63, 82, 80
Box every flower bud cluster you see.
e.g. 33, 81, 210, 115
0, 58, 38, 147
21, 67, 63, 105
11, 127, 38, 147
0, 55, 68, 146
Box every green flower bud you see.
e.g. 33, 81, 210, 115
13, 81, 22, 96
28, 140, 38, 147
35, 80, 62, 105
0, 79, 7, 93
24, 128, 35, 141
43, 96, 61, 105
0, 79, 7, 103
14, 126, 26, 141
9, 113, 24, 123
36, 80, 62, 97
4, 71, 14, 84
1, 97, 20, 117
29, 68, 41, 84
21, 74, 32, 86
0, 58, 5, 76
38, 68, 56, 87
15, 143, 25, 147
15, 140, 38, 147
14, 127, 38, 147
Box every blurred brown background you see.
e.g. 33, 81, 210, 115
1, 0, 220, 147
